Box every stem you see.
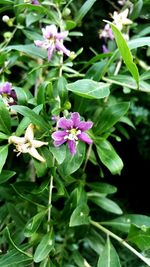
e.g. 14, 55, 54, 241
83, 144, 92, 172
47, 164, 54, 232
91, 220, 150, 266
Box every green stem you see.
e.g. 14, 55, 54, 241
47, 165, 54, 232
91, 220, 150, 266
83, 144, 92, 172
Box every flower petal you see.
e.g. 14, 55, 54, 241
47, 45, 55, 61
25, 124, 34, 141
68, 140, 76, 155
28, 147, 45, 162
78, 121, 93, 131
56, 31, 68, 40
54, 139, 66, 147
78, 132, 93, 144
32, 140, 48, 148
34, 40, 44, 47
52, 130, 67, 141
57, 118, 73, 129
70, 112, 80, 127
55, 40, 70, 56
8, 136, 26, 145
42, 25, 57, 39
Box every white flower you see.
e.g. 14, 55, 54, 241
112, 9, 132, 31
9, 124, 48, 162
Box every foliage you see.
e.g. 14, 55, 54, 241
0, 0, 150, 266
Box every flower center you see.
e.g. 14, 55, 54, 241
64, 128, 81, 141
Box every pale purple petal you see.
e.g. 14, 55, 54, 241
34, 40, 44, 47
57, 118, 73, 129
78, 132, 93, 144
55, 40, 70, 56
0, 82, 12, 94
70, 112, 80, 127
102, 45, 109, 53
47, 45, 55, 61
56, 31, 68, 40
68, 140, 76, 155
31, 0, 40, 5
78, 121, 93, 131
42, 25, 57, 39
52, 130, 67, 141
54, 139, 66, 147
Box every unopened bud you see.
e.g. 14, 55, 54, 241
2, 15, 10, 22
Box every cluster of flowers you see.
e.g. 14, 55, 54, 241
1, 24, 93, 162
99, 8, 132, 52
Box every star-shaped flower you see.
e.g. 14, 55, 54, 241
9, 124, 48, 162
112, 9, 132, 31
52, 112, 93, 155
34, 24, 70, 61
0, 82, 16, 106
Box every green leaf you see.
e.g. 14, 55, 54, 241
101, 214, 150, 233
0, 170, 16, 184
108, 21, 139, 87
88, 182, 117, 195
95, 102, 130, 134
75, 0, 97, 24
128, 224, 150, 251
66, 79, 110, 99
0, 132, 9, 140
101, 36, 150, 77
24, 210, 47, 237
0, 100, 11, 134
0, 245, 32, 267
97, 237, 121, 267
14, 87, 28, 105
89, 196, 122, 215
104, 75, 150, 92
10, 105, 49, 132
130, 0, 143, 20
7, 203, 26, 229
3, 44, 47, 59
34, 230, 54, 263
0, 145, 9, 174
69, 204, 90, 227
49, 145, 66, 165
58, 142, 85, 176
0, 0, 13, 3
85, 228, 105, 254
96, 140, 123, 175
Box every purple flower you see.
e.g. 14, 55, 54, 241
31, 0, 40, 4
99, 23, 114, 41
52, 112, 93, 155
34, 24, 70, 61
0, 82, 17, 106
102, 44, 109, 53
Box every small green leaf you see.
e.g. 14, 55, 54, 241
34, 230, 54, 263
75, 0, 97, 24
96, 140, 123, 175
10, 105, 49, 132
128, 224, 150, 251
0, 145, 9, 174
49, 145, 66, 165
0, 100, 11, 134
58, 142, 85, 176
108, 21, 139, 87
67, 79, 110, 99
0, 170, 16, 184
14, 87, 28, 105
89, 196, 122, 215
24, 210, 47, 237
97, 237, 121, 267
3, 44, 47, 59
95, 102, 130, 134
88, 182, 117, 195
69, 204, 90, 227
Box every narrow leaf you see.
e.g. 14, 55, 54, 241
75, 0, 97, 23
0, 145, 9, 174
97, 237, 121, 267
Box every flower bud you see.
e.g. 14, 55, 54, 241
2, 15, 10, 22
